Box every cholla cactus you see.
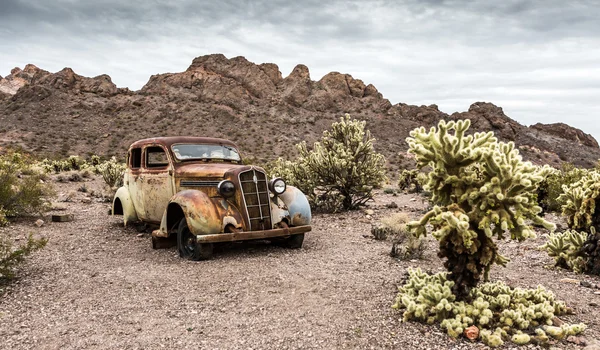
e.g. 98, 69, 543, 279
398, 169, 425, 193
269, 157, 318, 207
96, 157, 126, 188
558, 171, 600, 274
540, 229, 587, 272
393, 268, 584, 347
271, 114, 386, 211
536, 163, 586, 213
406, 120, 554, 297
559, 170, 600, 230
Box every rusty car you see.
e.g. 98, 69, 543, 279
111, 137, 312, 260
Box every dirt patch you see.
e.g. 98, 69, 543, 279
0, 179, 599, 349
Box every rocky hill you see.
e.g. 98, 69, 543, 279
1, 54, 598, 169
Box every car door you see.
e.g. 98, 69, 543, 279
139, 145, 175, 223
128, 147, 145, 220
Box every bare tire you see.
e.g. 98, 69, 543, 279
283, 233, 304, 249
177, 219, 213, 260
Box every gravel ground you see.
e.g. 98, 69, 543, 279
1, 177, 600, 350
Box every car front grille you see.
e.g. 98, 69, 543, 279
239, 169, 272, 231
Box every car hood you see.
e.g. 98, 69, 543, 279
174, 162, 253, 178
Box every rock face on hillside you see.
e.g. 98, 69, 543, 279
0, 64, 47, 95
531, 122, 598, 148
1, 54, 599, 168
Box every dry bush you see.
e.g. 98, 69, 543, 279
0, 152, 54, 224
1, 234, 47, 282
371, 213, 425, 259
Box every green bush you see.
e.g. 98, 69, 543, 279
0, 152, 54, 223
270, 114, 386, 212
406, 119, 554, 297
0, 234, 47, 281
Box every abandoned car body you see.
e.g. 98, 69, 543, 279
112, 137, 312, 260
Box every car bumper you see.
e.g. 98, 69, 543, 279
195, 225, 312, 243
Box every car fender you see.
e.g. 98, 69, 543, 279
154, 190, 244, 238
113, 186, 138, 226
278, 185, 312, 226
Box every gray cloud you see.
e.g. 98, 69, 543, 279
1, 0, 600, 140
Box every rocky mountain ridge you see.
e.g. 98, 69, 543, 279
1, 54, 598, 169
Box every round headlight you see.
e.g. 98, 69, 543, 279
269, 178, 286, 195
218, 180, 236, 198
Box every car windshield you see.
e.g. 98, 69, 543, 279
171, 143, 241, 162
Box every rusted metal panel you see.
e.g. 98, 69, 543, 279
113, 186, 138, 226
196, 225, 311, 243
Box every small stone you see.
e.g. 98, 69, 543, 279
589, 302, 598, 307
581, 281, 593, 288
567, 336, 587, 346
552, 316, 564, 326
409, 198, 416, 202
81, 198, 92, 204
583, 340, 600, 350
365, 209, 375, 215
594, 291, 600, 295
35, 219, 44, 227
560, 278, 580, 284
365, 215, 372, 220
386, 202, 398, 209
136, 233, 144, 238
52, 214, 74, 222
463, 325, 479, 340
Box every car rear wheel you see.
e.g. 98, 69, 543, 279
177, 219, 213, 260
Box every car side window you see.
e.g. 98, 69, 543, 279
145, 146, 169, 169
130, 148, 142, 169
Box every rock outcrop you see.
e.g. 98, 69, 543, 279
1, 54, 598, 168
0, 64, 47, 95
531, 122, 599, 148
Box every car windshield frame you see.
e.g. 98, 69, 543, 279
170, 143, 242, 162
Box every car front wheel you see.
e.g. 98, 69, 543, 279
282, 233, 304, 249
177, 219, 213, 261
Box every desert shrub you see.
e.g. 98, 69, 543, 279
380, 213, 425, 259
398, 169, 426, 193
0, 152, 54, 223
383, 188, 396, 195
96, 156, 126, 188
393, 268, 586, 347
68, 172, 83, 182
89, 154, 101, 166
39, 154, 103, 174
0, 234, 47, 281
270, 114, 386, 212
540, 229, 587, 272
67, 155, 85, 170
537, 163, 588, 213
406, 120, 554, 297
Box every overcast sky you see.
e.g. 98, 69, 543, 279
1, 0, 599, 139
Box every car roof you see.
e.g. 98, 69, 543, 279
129, 136, 239, 150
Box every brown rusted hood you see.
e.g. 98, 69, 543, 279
174, 162, 251, 178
